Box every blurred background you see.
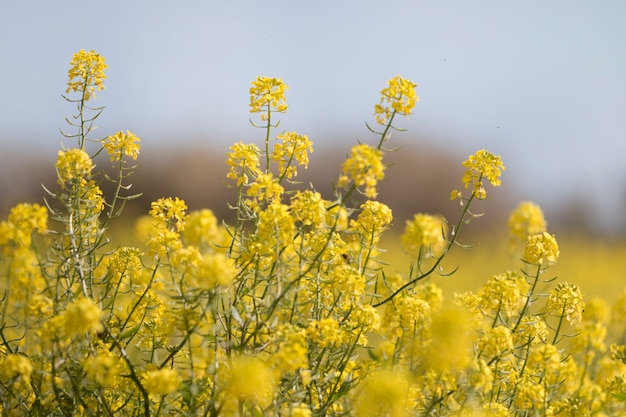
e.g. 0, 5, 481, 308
1, 0, 625, 237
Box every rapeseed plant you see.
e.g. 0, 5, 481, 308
1, 49, 625, 417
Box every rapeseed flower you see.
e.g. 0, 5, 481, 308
63, 297, 103, 336
143, 368, 181, 396
149, 197, 187, 231
401, 213, 447, 258
249, 76, 289, 119
103, 130, 141, 161
223, 356, 276, 408
0, 354, 33, 383
338, 143, 385, 199
56, 148, 93, 184
455, 149, 505, 200
354, 369, 410, 417
374, 75, 418, 125
508, 201, 547, 244
547, 281, 585, 325
523, 232, 560, 266
227, 141, 262, 186
66, 49, 107, 100
272, 131, 313, 179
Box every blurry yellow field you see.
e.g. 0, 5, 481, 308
380, 232, 626, 305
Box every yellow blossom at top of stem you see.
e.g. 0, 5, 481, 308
66, 49, 108, 100
338, 143, 385, 199
547, 282, 585, 325
458, 149, 505, 200
523, 232, 559, 266
56, 148, 94, 184
375, 75, 418, 125
103, 130, 141, 161
149, 197, 188, 231
249, 76, 289, 118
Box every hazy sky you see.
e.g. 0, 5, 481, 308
1, 1, 625, 230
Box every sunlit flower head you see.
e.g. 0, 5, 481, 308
374, 75, 418, 126
0, 203, 48, 248
401, 213, 447, 258
0, 354, 33, 383
56, 148, 93, 184
456, 149, 505, 200
272, 131, 313, 179
338, 143, 385, 198
143, 368, 181, 396
63, 297, 103, 336
103, 130, 141, 162
249, 76, 289, 118
223, 355, 276, 408
149, 197, 188, 231
226, 141, 262, 186
523, 232, 559, 266
354, 369, 410, 417
547, 281, 585, 325
66, 49, 108, 100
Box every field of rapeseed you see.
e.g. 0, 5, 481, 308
1, 49, 626, 416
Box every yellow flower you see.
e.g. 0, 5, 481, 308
63, 297, 104, 336
351, 200, 393, 239
149, 197, 187, 231
547, 281, 585, 325
354, 369, 410, 417
508, 202, 547, 253
223, 356, 276, 407
478, 270, 529, 319
226, 141, 262, 186
0, 203, 48, 248
460, 149, 505, 199
374, 75, 419, 125
272, 131, 313, 179
425, 305, 472, 370
272, 326, 309, 374
103, 130, 141, 161
249, 76, 289, 117
109, 246, 144, 283
0, 354, 33, 383
143, 368, 181, 396
477, 326, 514, 360
56, 148, 93, 184
338, 143, 385, 199
401, 213, 447, 258
523, 232, 560, 266
66, 49, 108, 100
84, 352, 121, 386
190, 253, 237, 290
307, 317, 341, 348
290, 190, 325, 227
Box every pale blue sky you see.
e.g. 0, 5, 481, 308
1, 1, 625, 230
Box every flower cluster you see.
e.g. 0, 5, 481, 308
249, 76, 289, 117
104, 130, 141, 161
453, 149, 505, 200
66, 49, 108, 100
2, 51, 624, 417
374, 75, 419, 125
